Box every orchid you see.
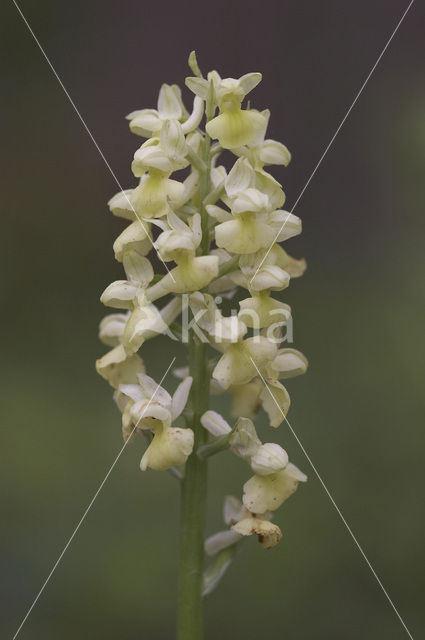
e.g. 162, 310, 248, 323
97, 51, 308, 639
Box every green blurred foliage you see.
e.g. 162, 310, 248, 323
1, 1, 424, 638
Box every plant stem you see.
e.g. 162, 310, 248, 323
200, 133, 211, 255
177, 125, 212, 640
177, 334, 209, 639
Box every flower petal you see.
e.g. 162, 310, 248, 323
96, 345, 145, 389
171, 376, 193, 420
231, 517, 282, 549
157, 83, 183, 119
140, 426, 194, 471
200, 410, 232, 437
100, 280, 139, 309
204, 530, 242, 555
260, 379, 290, 428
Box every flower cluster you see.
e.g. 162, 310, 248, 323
96, 52, 308, 594
201, 415, 306, 554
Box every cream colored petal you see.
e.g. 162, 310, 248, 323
128, 109, 162, 136
140, 426, 194, 471
122, 303, 167, 354
212, 342, 252, 390
243, 463, 307, 512
185, 76, 210, 100
98, 313, 128, 347
131, 400, 171, 427
231, 517, 282, 549
238, 72, 262, 95
181, 96, 204, 133
231, 188, 269, 215
100, 280, 139, 309
122, 251, 154, 286
225, 157, 254, 197
165, 255, 219, 294
245, 336, 278, 369
160, 119, 188, 164
131, 174, 184, 219
230, 378, 263, 419
137, 373, 172, 406
255, 170, 286, 209
108, 189, 136, 220
268, 210, 302, 241
200, 410, 232, 437
250, 443, 288, 475
132, 146, 174, 176
119, 383, 145, 403
260, 379, 290, 428
204, 530, 242, 555
205, 204, 233, 223
215, 218, 275, 254
229, 417, 261, 460
270, 348, 308, 378
223, 495, 246, 525
96, 344, 145, 389
249, 266, 291, 292
206, 109, 267, 150
239, 295, 291, 329
259, 140, 291, 166
157, 83, 183, 119
113, 221, 151, 262
171, 376, 193, 420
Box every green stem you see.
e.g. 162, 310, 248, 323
200, 134, 211, 255
177, 334, 209, 640
197, 433, 231, 460
177, 120, 213, 638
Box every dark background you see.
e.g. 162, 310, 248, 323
1, 1, 424, 638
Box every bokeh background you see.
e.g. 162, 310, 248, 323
1, 1, 424, 638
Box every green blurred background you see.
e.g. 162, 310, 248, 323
1, 1, 424, 638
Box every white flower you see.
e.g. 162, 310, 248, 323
96, 344, 145, 389
231, 244, 306, 292
141, 427, 194, 471
205, 494, 282, 552
188, 292, 247, 345
233, 109, 291, 170
242, 462, 307, 513
119, 374, 194, 471
212, 336, 277, 390
267, 348, 309, 379
223, 345, 308, 428
186, 70, 267, 149
100, 250, 154, 310
147, 255, 219, 297
113, 220, 152, 261
122, 296, 182, 354
238, 292, 291, 329
231, 517, 282, 549
250, 443, 288, 476
127, 83, 203, 137
131, 171, 185, 219
127, 84, 184, 136
155, 211, 201, 262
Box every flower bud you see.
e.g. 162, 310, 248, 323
250, 443, 289, 475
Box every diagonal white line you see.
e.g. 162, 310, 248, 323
11, 0, 176, 282
250, 0, 415, 284
250, 358, 414, 640
12, 357, 176, 640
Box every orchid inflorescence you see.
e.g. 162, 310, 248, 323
96, 51, 308, 602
